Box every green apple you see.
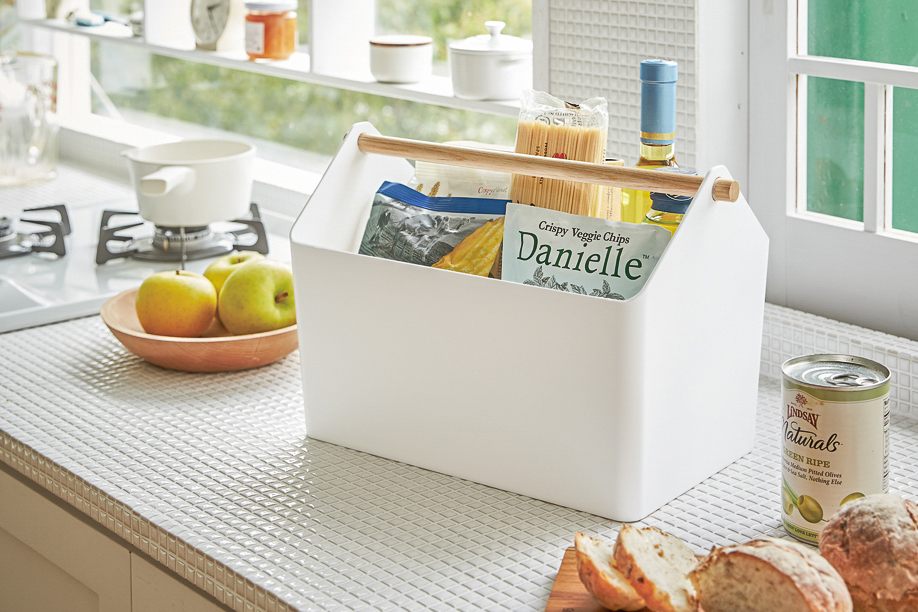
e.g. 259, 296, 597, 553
217, 258, 296, 335
135, 270, 217, 337
203, 251, 265, 295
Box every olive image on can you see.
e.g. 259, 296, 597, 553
783, 479, 825, 523
782, 488, 795, 515
840, 492, 865, 507
796, 495, 824, 523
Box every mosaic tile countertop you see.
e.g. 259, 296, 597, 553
2, 312, 918, 612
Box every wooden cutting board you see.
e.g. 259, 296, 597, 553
545, 547, 653, 612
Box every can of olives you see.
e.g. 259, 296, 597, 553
781, 354, 890, 544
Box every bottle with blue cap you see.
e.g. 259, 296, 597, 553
641, 167, 697, 235
622, 59, 679, 224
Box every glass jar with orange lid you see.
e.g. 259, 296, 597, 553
245, 1, 297, 61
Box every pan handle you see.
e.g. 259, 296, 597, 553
139, 166, 195, 197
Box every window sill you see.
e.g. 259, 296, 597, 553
21, 18, 521, 118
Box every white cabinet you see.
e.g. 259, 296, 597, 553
0, 467, 226, 612
133, 555, 225, 612
0, 467, 131, 612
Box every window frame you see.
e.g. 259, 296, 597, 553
749, 0, 918, 341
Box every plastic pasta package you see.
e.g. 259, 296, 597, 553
510, 90, 609, 217
359, 181, 508, 275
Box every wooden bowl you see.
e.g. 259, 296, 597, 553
100, 288, 298, 373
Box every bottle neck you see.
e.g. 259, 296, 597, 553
639, 64, 677, 150
638, 142, 676, 163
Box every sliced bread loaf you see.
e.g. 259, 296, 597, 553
574, 532, 646, 611
689, 537, 852, 612
612, 524, 698, 612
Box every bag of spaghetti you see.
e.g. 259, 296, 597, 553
500, 202, 670, 300
510, 90, 609, 217
358, 181, 507, 276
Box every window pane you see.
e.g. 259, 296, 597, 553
90, 43, 518, 173
805, 77, 864, 221
1, 0, 18, 51
893, 88, 918, 233
376, 0, 532, 65
89, 0, 310, 44
808, 0, 918, 67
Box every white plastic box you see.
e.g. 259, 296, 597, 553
290, 122, 769, 521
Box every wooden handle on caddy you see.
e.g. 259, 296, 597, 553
356, 133, 740, 203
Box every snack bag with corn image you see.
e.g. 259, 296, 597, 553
359, 181, 508, 271
432, 217, 504, 276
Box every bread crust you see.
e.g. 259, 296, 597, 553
689, 538, 852, 612
612, 525, 698, 612
819, 494, 918, 612
574, 532, 646, 611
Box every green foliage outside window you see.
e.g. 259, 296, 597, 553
376, 0, 530, 62
88, 0, 530, 168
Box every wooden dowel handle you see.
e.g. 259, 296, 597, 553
357, 133, 740, 202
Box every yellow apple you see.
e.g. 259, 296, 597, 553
135, 270, 217, 337
218, 259, 296, 335
203, 251, 265, 295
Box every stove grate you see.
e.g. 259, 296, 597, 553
0, 204, 71, 260
96, 203, 270, 265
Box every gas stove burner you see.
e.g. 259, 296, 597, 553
152, 225, 213, 251
0, 204, 71, 260
95, 202, 270, 265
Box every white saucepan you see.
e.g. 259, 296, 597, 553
124, 140, 256, 227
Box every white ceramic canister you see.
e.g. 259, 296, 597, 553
123, 140, 255, 227
448, 21, 532, 101
369, 35, 433, 84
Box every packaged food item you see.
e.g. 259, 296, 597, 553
780, 354, 890, 545
599, 158, 625, 221
509, 90, 608, 217
500, 202, 670, 299
406, 141, 512, 199
431, 217, 504, 276
641, 168, 699, 235
358, 181, 507, 273
245, 0, 297, 61
622, 59, 680, 224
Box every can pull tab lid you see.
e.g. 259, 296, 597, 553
826, 372, 879, 387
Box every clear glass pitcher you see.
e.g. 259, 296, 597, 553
0, 52, 59, 186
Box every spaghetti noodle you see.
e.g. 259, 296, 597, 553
509, 92, 608, 217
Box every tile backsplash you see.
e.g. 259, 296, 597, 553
762, 303, 918, 419
547, 0, 697, 169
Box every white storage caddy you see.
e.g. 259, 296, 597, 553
290, 122, 769, 521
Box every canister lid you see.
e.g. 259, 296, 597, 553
369, 35, 433, 47
640, 59, 678, 83
649, 167, 696, 213
782, 354, 890, 391
245, 1, 297, 11
448, 21, 532, 57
